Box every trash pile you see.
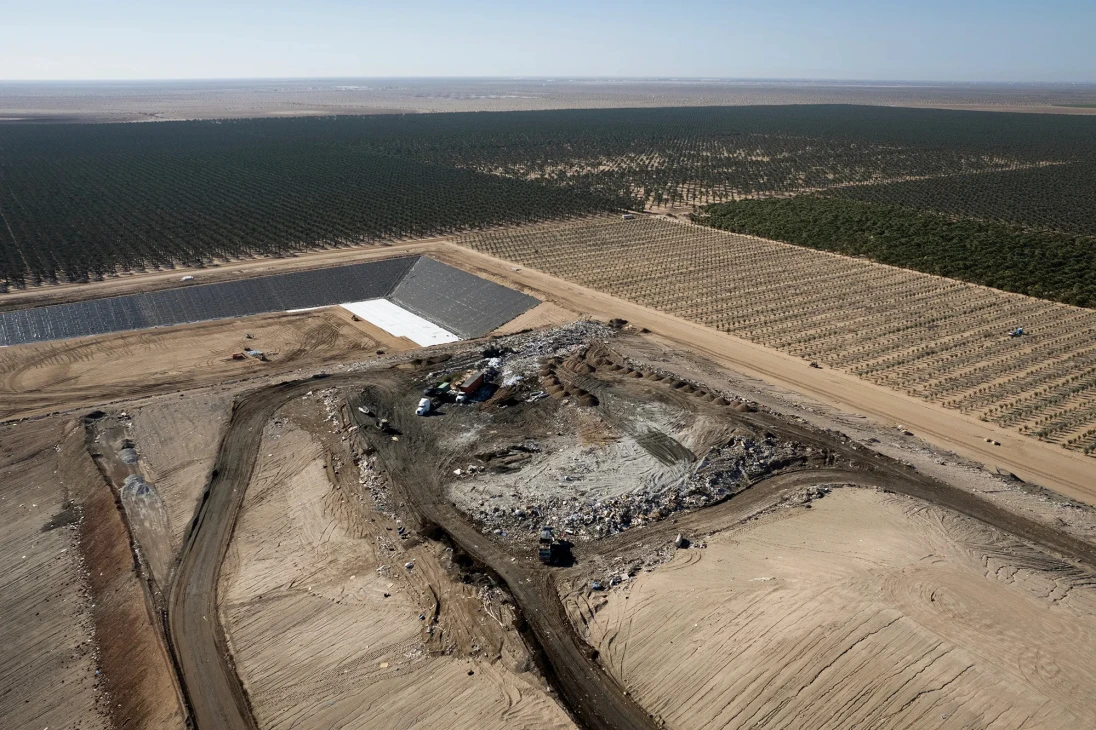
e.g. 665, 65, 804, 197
691, 434, 805, 493
491, 320, 613, 382
418, 320, 611, 408
359, 454, 397, 517
464, 433, 805, 543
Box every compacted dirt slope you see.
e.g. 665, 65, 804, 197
219, 403, 574, 730
0, 417, 185, 730
575, 488, 1096, 729
0, 419, 107, 730
130, 392, 235, 550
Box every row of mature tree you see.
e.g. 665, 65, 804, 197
344, 106, 1095, 217
697, 196, 1096, 308
0, 133, 628, 287
826, 161, 1096, 238
2, 105, 1095, 287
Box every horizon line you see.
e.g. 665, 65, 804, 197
2, 76, 1095, 86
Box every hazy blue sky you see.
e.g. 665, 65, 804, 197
1, 0, 1091, 82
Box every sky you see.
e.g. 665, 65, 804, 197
1, 0, 1092, 82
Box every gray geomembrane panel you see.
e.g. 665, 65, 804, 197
0, 257, 416, 347
388, 257, 539, 339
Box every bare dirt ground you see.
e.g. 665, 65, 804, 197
566, 487, 1096, 729
0, 291, 446, 729
5, 312, 1096, 730
2, 80, 1095, 122
0, 307, 410, 421
219, 399, 573, 730
129, 393, 235, 551
0, 415, 185, 730
0, 419, 107, 730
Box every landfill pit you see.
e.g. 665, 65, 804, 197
371, 322, 829, 551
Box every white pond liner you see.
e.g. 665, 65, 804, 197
340, 299, 460, 347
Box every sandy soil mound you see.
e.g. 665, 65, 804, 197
1, 417, 185, 729
491, 301, 575, 335
219, 411, 573, 730
575, 488, 1096, 729
131, 393, 234, 550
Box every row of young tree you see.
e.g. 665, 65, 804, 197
337, 105, 1096, 226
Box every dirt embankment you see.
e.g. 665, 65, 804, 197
0, 419, 107, 729
130, 393, 236, 551
0, 307, 409, 423
75, 418, 187, 729
570, 488, 1096, 729
219, 402, 573, 729
0, 416, 185, 730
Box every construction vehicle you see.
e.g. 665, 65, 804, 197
538, 526, 556, 564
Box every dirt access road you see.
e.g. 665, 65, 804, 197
346, 379, 658, 730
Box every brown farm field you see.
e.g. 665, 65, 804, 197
459, 217, 1096, 458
